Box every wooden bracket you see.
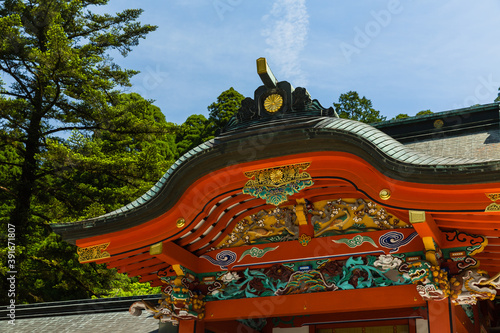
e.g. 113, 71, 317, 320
409, 211, 443, 266
150, 241, 199, 272
409, 210, 443, 248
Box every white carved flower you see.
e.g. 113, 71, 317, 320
373, 254, 403, 271
220, 271, 239, 283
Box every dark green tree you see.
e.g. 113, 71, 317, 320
175, 88, 245, 157
393, 113, 409, 120
0, 0, 164, 304
333, 91, 386, 123
416, 109, 433, 116
176, 114, 212, 157
207, 87, 245, 130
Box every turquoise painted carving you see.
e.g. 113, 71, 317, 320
238, 246, 279, 262
275, 270, 337, 295
242, 163, 314, 206
332, 235, 378, 248
204, 254, 409, 301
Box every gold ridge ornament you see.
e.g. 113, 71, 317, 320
263, 93, 283, 113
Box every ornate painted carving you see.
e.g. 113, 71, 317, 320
275, 270, 337, 295
237, 97, 258, 122
449, 270, 500, 304
238, 246, 279, 262
215, 207, 298, 249
77, 242, 110, 263
310, 199, 411, 237
216, 198, 412, 250
130, 272, 205, 325
485, 203, 500, 212
373, 254, 403, 271
486, 193, 500, 201
485, 192, 500, 211
157, 255, 410, 303
333, 235, 378, 248
291, 87, 312, 110
200, 250, 237, 270
406, 261, 450, 301
379, 231, 418, 253
242, 162, 314, 206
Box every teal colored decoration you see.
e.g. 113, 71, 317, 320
334, 256, 409, 290
243, 179, 314, 206
332, 234, 378, 248
275, 270, 337, 295
242, 163, 314, 206
238, 246, 279, 262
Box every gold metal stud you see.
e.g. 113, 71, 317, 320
433, 119, 444, 129
379, 189, 391, 200
176, 218, 186, 228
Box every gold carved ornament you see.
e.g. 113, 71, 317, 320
485, 193, 500, 212
242, 162, 314, 206
77, 242, 111, 263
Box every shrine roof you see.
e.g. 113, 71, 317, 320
0, 295, 161, 333
51, 99, 500, 243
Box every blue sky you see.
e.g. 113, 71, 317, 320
102, 0, 500, 124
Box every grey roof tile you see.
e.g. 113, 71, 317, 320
0, 311, 159, 333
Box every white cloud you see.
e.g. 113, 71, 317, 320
262, 0, 309, 86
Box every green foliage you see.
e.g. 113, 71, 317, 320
394, 113, 409, 119
0, 0, 167, 304
333, 91, 386, 123
175, 87, 244, 157
416, 109, 433, 116
390, 110, 433, 121
207, 87, 245, 130
176, 114, 212, 156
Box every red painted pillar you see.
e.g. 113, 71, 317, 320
178, 320, 205, 333
427, 300, 455, 333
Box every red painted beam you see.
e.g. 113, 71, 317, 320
477, 265, 500, 274
205, 320, 260, 333
106, 252, 151, 268
204, 285, 425, 321
269, 308, 427, 327
454, 301, 475, 333
475, 253, 500, 261
437, 221, 500, 230
127, 262, 169, 277
117, 257, 163, 272
484, 246, 500, 253
486, 238, 500, 245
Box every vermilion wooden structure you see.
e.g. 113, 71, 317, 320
53, 59, 500, 333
